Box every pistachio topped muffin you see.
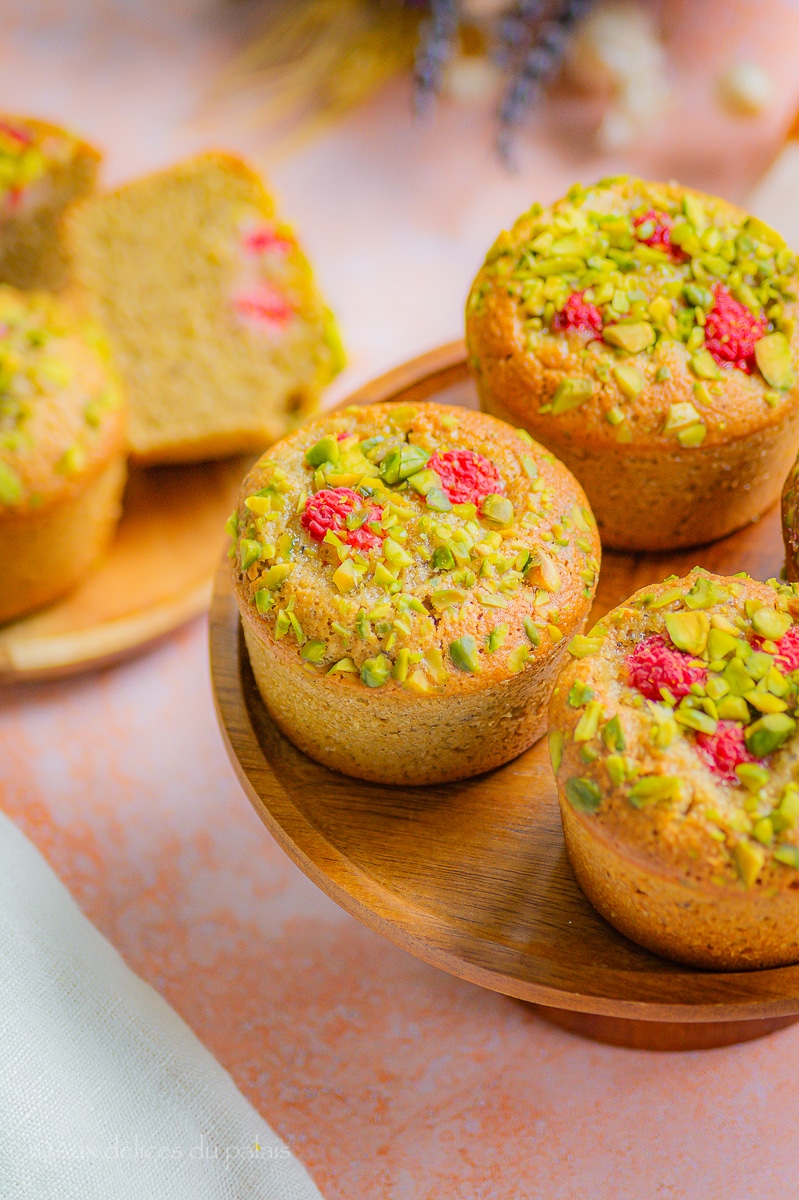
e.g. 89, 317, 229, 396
230, 401, 600, 784
0, 287, 127, 624
467, 176, 799, 551
0, 116, 99, 291
551, 567, 799, 968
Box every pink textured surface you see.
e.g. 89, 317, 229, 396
3, 3, 799, 1196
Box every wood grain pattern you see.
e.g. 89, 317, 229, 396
210, 345, 799, 1048
0, 455, 250, 682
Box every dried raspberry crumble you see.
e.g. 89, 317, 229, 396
301, 487, 384, 552
696, 721, 761, 783
551, 291, 603, 336
426, 449, 503, 507
625, 634, 706, 702
704, 284, 766, 374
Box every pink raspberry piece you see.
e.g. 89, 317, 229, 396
426, 449, 503, 507
300, 487, 384, 552
552, 291, 603, 336
696, 721, 761, 783
625, 634, 707, 702
704, 284, 766, 374
242, 225, 293, 256
633, 209, 687, 262
233, 285, 293, 328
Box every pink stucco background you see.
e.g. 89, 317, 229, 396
3, 2, 799, 1196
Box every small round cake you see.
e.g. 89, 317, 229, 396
0, 287, 127, 625
466, 176, 799, 552
550, 568, 799, 969
230, 401, 600, 785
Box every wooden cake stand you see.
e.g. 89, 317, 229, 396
210, 343, 799, 1050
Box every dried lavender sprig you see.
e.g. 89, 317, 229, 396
414, 0, 460, 116
498, 0, 593, 159
495, 0, 546, 72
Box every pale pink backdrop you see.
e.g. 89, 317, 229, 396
2, 2, 799, 1196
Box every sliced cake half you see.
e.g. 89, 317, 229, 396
67, 152, 344, 464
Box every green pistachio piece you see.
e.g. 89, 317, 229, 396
431, 588, 468, 610
332, 559, 358, 592
449, 634, 480, 673
751, 607, 793, 641
716, 695, 751, 722
684, 577, 728, 610
425, 487, 452, 512
733, 839, 765, 887
602, 714, 625, 752
254, 589, 274, 615
507, 644, 530, 673
407, 468, 442, 496
745, 713, 796, 757
305, 435, 340, 467
523, 617, 541, 646
301, 640, 327, 663
549, 730, 563, 774
487, 624, 509, 652
663, 402, 702, 433
0, 460, 23, 505
736, 762, 770, 792
328, 656, 358, 674
707, 627, 738, 660
675, 707, 717, 734
432, 545, 456, 571
722, 657, 756, 697
574, 699, 603, 742
383, 537, 413, 568
360, 654, 391, 688
521, 455, 538, 478
568, 634, 604, 658
677, 423, 707, 448
529, 255, 585, 277
57, 443, 87, 476
689, 349, 721, 380
649, 586, 684, 609
380, 444, 430, 485
482, 494, 514, 526
774, 845, 799, 868
612, 364, 644, 400
551, 377, 593, 415
683, 282, 714, 310
602, 322, 655, 354
239, 538, 263, 571
262, 563, 293, 590
564, 777, 602, 813
666, 610, 710, 656
755, 332, 796, 390
628, 775, 684, 807
753, 817, 774, 846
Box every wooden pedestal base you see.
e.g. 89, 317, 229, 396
530, 1006, 799, 1051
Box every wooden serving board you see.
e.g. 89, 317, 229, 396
210, 344, 799, 1050
0, 455, 250, 683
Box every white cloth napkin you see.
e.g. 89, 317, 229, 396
0, 810, 323, 1200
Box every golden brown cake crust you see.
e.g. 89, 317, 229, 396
230, 400, 600, 783
467, 177, 799, 550
550, 569, 799, 968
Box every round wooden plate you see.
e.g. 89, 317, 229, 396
0, 455, 250, 683
210, 343, 799, 1050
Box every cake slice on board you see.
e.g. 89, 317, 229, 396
67, 152, 344, 465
